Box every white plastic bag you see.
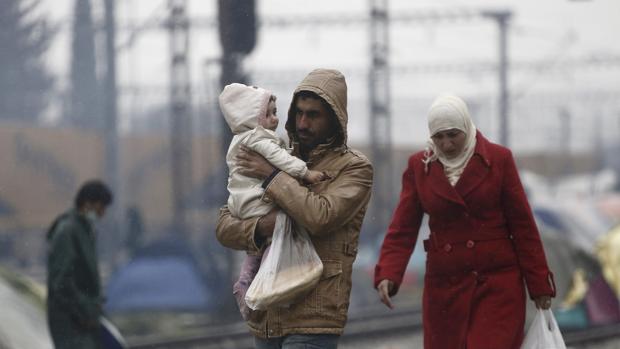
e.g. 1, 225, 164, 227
521, 309, 567, 349
245, 211, 323, 310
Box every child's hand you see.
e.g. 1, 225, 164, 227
304, 170, 326, 184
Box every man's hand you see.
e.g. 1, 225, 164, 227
236, 145, 276, 180
534, 295, 552, 310
377, 279, 395, 309
79, 316, 100, 330
256, 209, 278, 240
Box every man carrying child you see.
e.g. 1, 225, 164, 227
216, 68, 374, 349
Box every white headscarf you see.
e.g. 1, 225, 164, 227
422, 94, 477, 186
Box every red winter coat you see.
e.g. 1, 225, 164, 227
374, 131, 555, 349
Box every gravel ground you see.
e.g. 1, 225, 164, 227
571, 340, 620, 349
340, 332, 423, 349
340, 331, 620, 349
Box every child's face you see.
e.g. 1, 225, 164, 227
259, 99, 279, 131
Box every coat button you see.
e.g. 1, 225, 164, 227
443, 243, 452, 252
466, 240, 475, 248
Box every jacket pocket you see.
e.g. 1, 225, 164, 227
304, 260, 343, 314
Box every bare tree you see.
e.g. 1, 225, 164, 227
0, 0, 54, 123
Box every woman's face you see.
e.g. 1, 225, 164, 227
431, 129, 467, 159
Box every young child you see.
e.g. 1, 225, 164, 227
219, 83, 324, 320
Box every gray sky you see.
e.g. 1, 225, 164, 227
40, 0, 620, 81
38, 0, 620, 149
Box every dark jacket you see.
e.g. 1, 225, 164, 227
47, 209, 102, 349
375, 131, 555, 349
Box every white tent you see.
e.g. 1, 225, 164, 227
0, 269, 52, 349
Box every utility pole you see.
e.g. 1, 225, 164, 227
216, 0, 257, 294
368, 0, 393, 237
615, 111, 620, 182
559, 108, 572, 175
483, 10, 512, 147
168, 0, 193, 236
218, 0, 256, 164
217, 0, 256, 210
103, 0, 121, 263
592, 110, 604, 172
104, 0, 119, 220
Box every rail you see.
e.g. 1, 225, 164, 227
127, 306, 421, 349
127, 306, 620, 349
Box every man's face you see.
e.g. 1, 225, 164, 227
83, 201, 107, 219
294, 96, 335, 150
93, 202, 107, 218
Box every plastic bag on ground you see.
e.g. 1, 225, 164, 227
245, 211, 323, 310
521, 309, 567, 349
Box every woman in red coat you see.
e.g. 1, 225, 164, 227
374, 94, 556, 349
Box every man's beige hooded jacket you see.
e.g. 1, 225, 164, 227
216, 69, 374, 338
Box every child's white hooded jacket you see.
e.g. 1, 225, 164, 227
219, 83, 308, 218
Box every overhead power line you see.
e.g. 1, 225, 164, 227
104, 55, 620, 93
243, 55, 620, 82
59, 8, 508, 33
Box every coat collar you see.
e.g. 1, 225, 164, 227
47, 209, 95, 241
290, 136, 347, 165
471, 130, 491, 167
428, 131, 492, 207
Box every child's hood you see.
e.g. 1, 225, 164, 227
219, 83, 272, 134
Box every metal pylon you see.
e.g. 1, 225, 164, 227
368, 0, 394, 236
168, 0, 193, 235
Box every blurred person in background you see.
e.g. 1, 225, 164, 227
46, 180, 113, 349
124, 206, 144, 258
216, 68, 373, 349
374, 94, 556, 349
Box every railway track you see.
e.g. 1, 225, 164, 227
127, 306, 620, 349
563, 322, 620, 347
127, 306, 421, 349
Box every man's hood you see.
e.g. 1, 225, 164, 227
286, 68, 348, 147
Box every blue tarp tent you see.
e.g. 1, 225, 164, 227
104, 238, 216, 313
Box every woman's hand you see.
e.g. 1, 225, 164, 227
377, 279, 395, 309
236, 145, 276, 180
534, 295, 552, 310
